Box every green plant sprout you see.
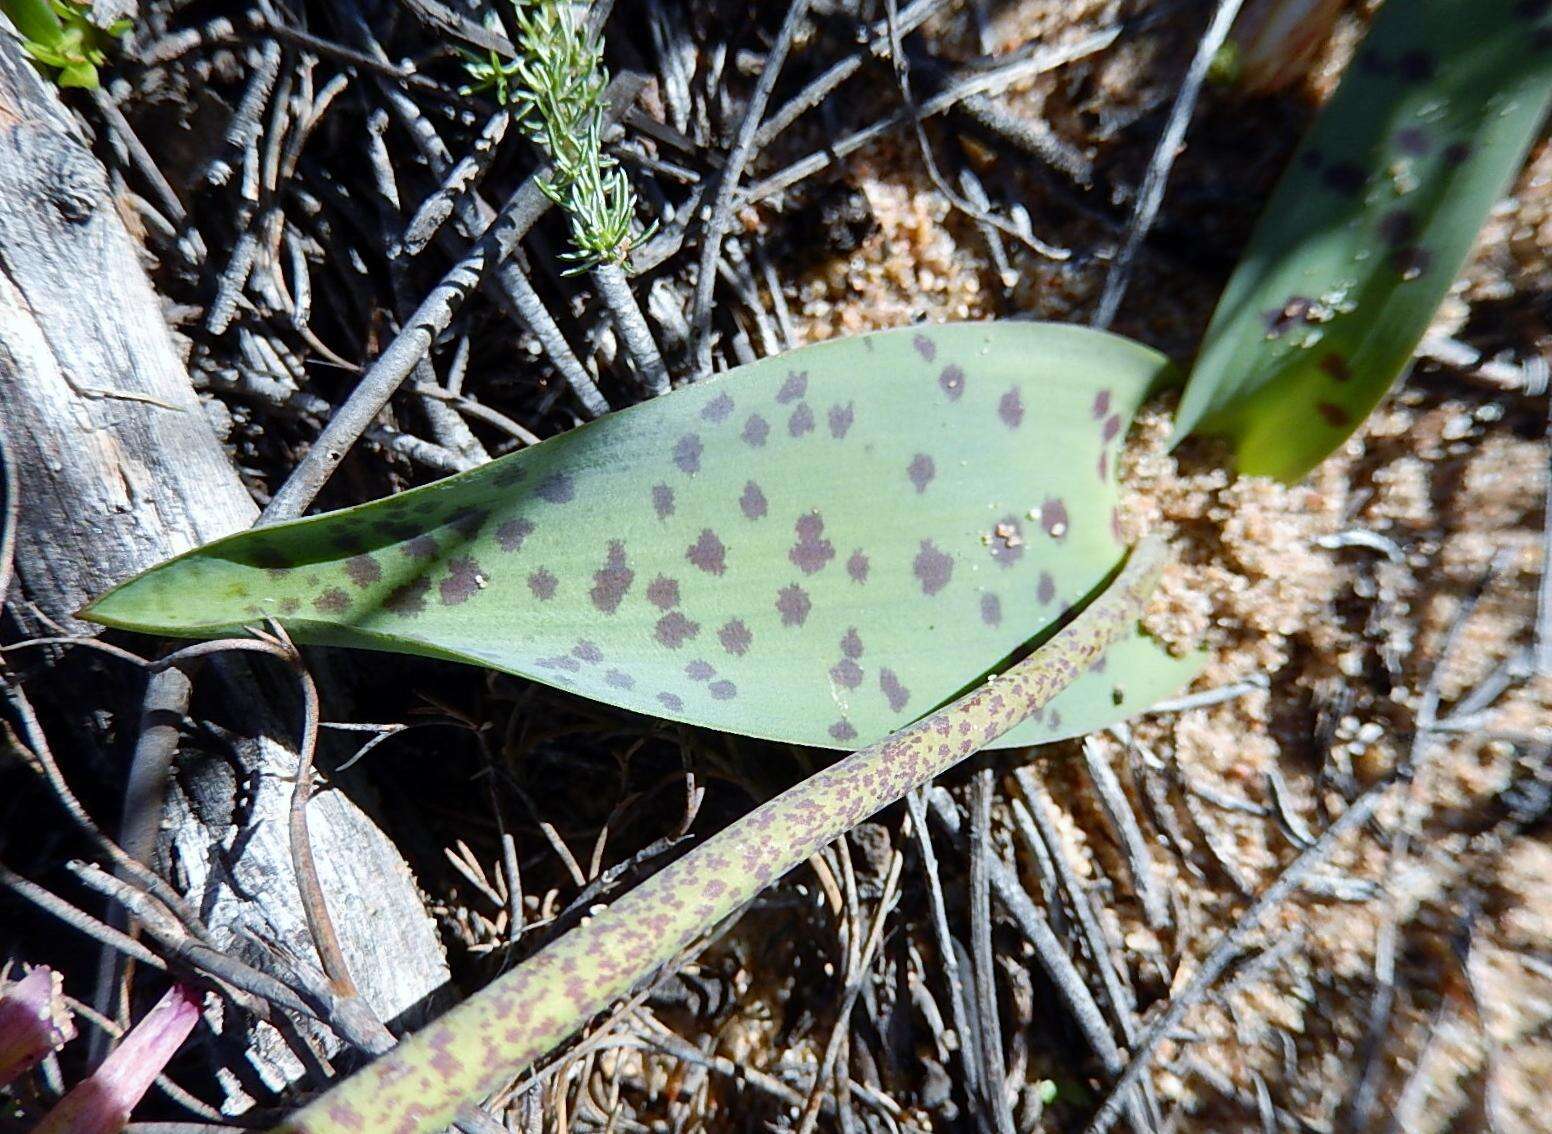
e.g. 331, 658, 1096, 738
2, 0, 128, 89
73, 1, 1551, 1132
463, 0, 651, 271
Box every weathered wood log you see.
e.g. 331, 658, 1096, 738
0, 31, 450, 1107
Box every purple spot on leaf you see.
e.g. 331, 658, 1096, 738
998, 387, 1024, 428
590, 541, 633, 613
829, 720, 858, 742
840, 628, 863, 658
907, 453, 935, 493
685, 659, 715, 681
701, 392, 735, 423
314, 588, 349, 614
828, 403, 854, 438
912, 540, 952, 596
403, 534, 439, 559
652, 483, 675, 521
788, 403, 815, 437
1322, 162, 1366, 195
830, 658, 863, 688
880, 669, 910, 713
647, 575, 680, 609
1396, 49, 1435, 81
981, 593, 1002, 626
528, 568, 557, 600
847, 551, 870, 583
385, 578, 431, 616
1394, 126, 1431, 156
572, 641, 603, 664
718, 619, 752, 656
249, 545, 293, 570
438, 557, 483, 605
1037, 571, 1055, 605
345, 555, 381, 588
777, 371, 808, 403
741, 414, 770, 447
1264, 296, 1316, 337
496, 518, 535, 552
1391, 245, 1433, 280
1102, 414, 1121, 443
789, 512, 835, 575
938, 365, 965, 401
657, 692, 683, 711
1092, 389, 1111, 419
606, 669, 634, 690
1041, 498, 1069, 539
332, 531, 366, 555
740, 481, 768, 520
673, 434, 703, 474
1379, 208, 1417, 246
447, 507, 488, 538
536, 473, 574, 503
1320, 353, 1353, 382
912, 334, 936, 362
776, 584, 811, 627
1317, 401, 1351, 427
687, 529, 728, 575
655, 611, 700, 648
708, 680, 737, 701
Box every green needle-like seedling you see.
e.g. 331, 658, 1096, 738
83, 322, 1199, 749
267, 536, 1166, 1134
1176, 0, 1552, 482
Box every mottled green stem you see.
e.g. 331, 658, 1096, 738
271, 537, 1167, 1134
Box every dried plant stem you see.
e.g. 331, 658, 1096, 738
591, 259, 669, 395
1092, 0, 1246, 328
1081, 777, 1394, 1134
271, 537, 1166, 1134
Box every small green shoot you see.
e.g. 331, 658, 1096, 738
463, 0, 650, 271
1176, 0, 1552, 481
2, 0, 128, 89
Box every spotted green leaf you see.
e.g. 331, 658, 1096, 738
84, 322, 1196, 747
1176, 0, 1552, 482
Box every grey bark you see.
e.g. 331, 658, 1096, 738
0, 32, 449, 1109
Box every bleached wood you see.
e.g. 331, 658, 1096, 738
0, 33, 449, 1108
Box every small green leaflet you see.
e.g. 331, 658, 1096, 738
1176, 0, 1552, 482
84, 323, 1198, 748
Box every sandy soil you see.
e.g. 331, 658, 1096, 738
673, 2, 1552, 1130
